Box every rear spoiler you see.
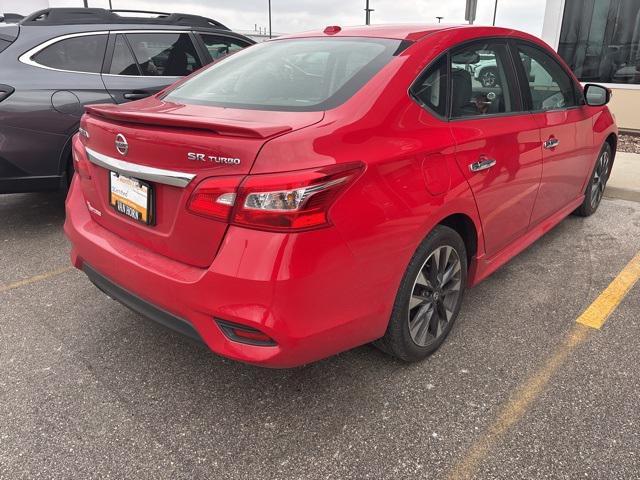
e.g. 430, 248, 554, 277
85, 104, 293, 139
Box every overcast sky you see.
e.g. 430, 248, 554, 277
45, 0, 547, 37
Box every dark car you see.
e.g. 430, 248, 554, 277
0, 8, 254, 194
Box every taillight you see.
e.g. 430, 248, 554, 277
187, 163, 363, 232
234, 163, 364, 231
0, 85, 14, 103
73, 136, 92, 179
187, 176, 243, 221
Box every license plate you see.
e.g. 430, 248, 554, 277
109, 172, 154, 225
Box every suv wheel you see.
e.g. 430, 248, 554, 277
479, 67, 499, 87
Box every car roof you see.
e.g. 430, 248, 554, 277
276, 24, 537, 43
19, 8, 229, 31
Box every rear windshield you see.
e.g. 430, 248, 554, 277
163, 37, 402, 111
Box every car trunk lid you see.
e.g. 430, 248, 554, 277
78, 100, 323, 267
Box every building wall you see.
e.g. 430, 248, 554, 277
542, 0, 640, 131
608, 89, 640, 133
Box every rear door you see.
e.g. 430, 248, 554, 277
102, 31, 203, 103
511, 41, 594, 225
449, 39, 543, 257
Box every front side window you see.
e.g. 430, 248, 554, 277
516, 43, 578, 111
450, 42, 516, 118
163, 37, 401, 111
32, 34, 107, 73
411, 56, 447, 117
125, 33, 201, 77
199, 34, 249, 60
558, 0, 640, 84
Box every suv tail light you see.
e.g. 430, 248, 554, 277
0, 85, 14, 103
187, 163, 364, 232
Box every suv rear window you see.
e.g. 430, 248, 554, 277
32, 34, 107, 73
164, 37, 401, 111
0, 38, 10, 53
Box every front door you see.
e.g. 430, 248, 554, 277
512, 41, 595, 225
449, 40, 543, 257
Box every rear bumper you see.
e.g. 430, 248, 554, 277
64, 177, 388, 367
83, 263, 203, 342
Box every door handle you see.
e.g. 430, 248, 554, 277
123, 91, 151, 100
543, 137, 560, 149
469, 157, 497, 172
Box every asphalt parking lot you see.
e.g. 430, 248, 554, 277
1, 191, 639, 479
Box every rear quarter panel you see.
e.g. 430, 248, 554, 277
251, 40, 484, 336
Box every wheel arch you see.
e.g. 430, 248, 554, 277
437, 213, 478, 265
605, 132, 617, 161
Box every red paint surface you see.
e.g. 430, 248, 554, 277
65, 25, 617, 367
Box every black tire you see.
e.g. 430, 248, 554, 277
573, 142, 613, 217
62, 155, 74, 194
375, 225, 467, 362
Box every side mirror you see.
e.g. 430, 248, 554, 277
584, 84, 611, 106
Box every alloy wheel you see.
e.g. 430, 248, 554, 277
408, 246, 462, 347
480, 70, 497, 87
590, 149, 611, 209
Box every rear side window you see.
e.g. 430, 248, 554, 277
411, 56, 448, 117
164, 37, 401, 111
199, 34, 249, 60
125, 33, 201, 76
449, 41, 517, 118
32, 35, 107, 73
515, 43, 578, 111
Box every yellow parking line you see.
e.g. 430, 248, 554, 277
576, 252, 640, 329
0, 266, 73, 293
447, 251, 640, 480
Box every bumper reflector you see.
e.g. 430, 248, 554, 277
215, 319, 277, 346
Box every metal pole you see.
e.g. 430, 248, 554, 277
492, 0, 498, 26
83, 0, 88, 7
436, 16, 443, 23
268, 0, 272, 38
365, 0, 373, 25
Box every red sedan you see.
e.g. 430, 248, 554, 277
64, 24, 617, 367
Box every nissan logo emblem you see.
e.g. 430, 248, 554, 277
115, 134, 128, 156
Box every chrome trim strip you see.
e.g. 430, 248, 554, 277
85, 147, 195, 188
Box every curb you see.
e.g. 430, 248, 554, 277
604, 186, 640, 203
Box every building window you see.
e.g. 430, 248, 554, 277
558, 0, 640, 84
